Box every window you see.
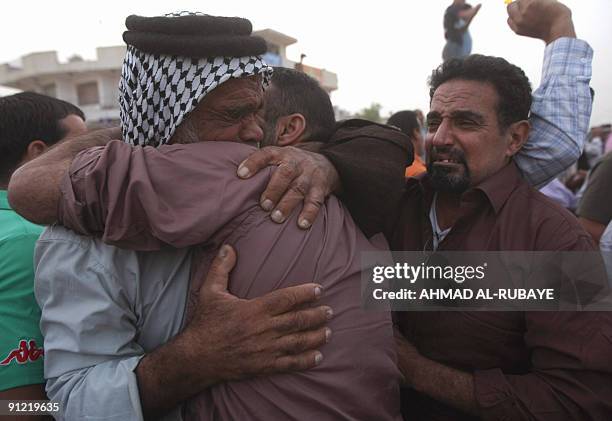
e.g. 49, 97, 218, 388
267, 43, 280, 55
76, 81, 99, 106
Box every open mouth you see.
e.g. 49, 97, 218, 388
433, 158, 463, 165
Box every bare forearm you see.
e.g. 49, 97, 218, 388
546, 15, 575, 44
458, 4, 480, 28
8, 128, 118, 224
413, 357, 478, 417
397, 341, 479, 417
462, 8, 479, 28
135, 331, 218, 419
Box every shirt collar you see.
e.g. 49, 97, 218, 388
473, 162, 523, 214
0, 190, 11, 211
414, 161, 523, 215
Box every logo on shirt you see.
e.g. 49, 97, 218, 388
0, 339, 44, 366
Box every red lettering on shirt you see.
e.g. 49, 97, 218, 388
0, 339, 44, 365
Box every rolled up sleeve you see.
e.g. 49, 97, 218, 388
34, 230, 146, 421
515, 38, 593, 187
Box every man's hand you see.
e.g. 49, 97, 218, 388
459, 3, 481, 21
237, 146, 340, 229
507, 0, 576, 44
187, 244, 332, 380
136, 245, 333, 417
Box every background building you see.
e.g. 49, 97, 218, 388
0, 47, 124, 126
253, 29, 338, 94
0, 29, 338, 126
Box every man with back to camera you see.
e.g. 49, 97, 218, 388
9, 13, 405, 421
0, 92, 86, 420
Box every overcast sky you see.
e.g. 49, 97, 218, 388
1, 0, 610, 125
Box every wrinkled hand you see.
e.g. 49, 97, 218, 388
185, 245, 333, 383
236, 146, 340, 229
507, 0, 575, 44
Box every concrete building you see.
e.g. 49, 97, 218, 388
0, 29, 338, 125
253, 29, 338, 94
0, 47, 125, 125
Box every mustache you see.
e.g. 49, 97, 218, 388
428, 147, 467, 165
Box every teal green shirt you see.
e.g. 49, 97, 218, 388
0, 190, 45, 391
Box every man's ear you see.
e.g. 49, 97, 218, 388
21, 140, 49, 164
277, 113, 307, 147
505, 120, 530, 157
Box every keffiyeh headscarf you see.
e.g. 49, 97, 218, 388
119, 11, 272, 147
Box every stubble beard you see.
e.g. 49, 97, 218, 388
427, 147, 471, 194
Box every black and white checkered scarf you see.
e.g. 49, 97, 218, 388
119, 12, 272, 147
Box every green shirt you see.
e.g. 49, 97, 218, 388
0, 190, 45, 391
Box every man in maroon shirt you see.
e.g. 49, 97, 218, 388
384, 18, 612, 421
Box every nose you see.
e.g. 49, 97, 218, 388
239, 114, 264, 143
430, 118, 454, 148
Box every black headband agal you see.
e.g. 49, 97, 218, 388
125, 14, 253, 36
123, 13, 267, 57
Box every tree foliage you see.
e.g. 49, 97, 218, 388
355, 102, 383, 123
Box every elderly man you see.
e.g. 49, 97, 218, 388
10, 13, 403, 421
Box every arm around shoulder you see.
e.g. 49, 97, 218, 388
59, 141, 271, 250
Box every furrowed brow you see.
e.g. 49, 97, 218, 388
450, 110, 485, 124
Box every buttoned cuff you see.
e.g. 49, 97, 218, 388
474, 368, 523, 421
542, 38, 593, 80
